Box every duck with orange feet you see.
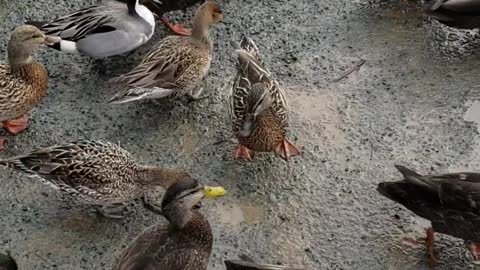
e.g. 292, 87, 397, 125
377, 165, 480, 266
0, 25, 60, 150
229, 37, 300, 161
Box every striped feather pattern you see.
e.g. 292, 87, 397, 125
0, 140, 146, 204
230, 37, 288, 134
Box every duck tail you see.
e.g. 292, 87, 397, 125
394, 165, 435, 190
239, 36, 262, 62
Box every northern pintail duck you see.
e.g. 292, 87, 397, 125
112, 178, 225, 269
27, 0, 155, 58
0, 140, 195, 218
0, 25, 60, 150
423, 0, 480, 29
108, 1, 223, 104
134, 0, 203, 36
229, 37, 300, 161
378, 165, 480, 266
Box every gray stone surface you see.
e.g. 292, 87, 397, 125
1, 0, 480, 269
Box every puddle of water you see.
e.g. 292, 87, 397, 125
217, 203, 264, 226
464, 100, 480, 132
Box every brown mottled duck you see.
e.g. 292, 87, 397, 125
0, 140, 195, 218
112, 177, 225, 269
378, 165, 480, 266
108, 1, 223, 104
0, 25, 60, 150
229, 36, 300, 161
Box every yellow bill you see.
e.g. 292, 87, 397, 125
203, 186, 226, 198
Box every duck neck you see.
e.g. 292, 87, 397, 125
165, 208, 213, 247
138, 166, 190, 188
191, 12, 212, 45
8, 44, 34, 71
127, 0, 140, 16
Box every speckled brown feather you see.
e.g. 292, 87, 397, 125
230, 37, 290, 153
0, 140, 190, 205
113, 211, 212, 270
109, 1, 222, 103
110, 36, 211, 97
0, 62, 48, 122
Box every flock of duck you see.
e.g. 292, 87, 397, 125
1, 0, 480, 269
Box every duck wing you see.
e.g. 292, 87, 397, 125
112, 223, 209, 270
109, 36, 209, 103
0, 140, 138, 200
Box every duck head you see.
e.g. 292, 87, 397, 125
8, 25, 61, 66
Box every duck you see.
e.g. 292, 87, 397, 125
26, 0, 156, 58
423, 0, 480, 29
229, 37, 300, 161
0, 140, 194, 218
225, 254, 306, 270
112, 177, 225, 269
0, 252, 17, 270
129, 0, 203, 36
377, 165, 480, 266
108, 1, 223, 104
0, 25, 61, 151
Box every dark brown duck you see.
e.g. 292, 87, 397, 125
378, 165, 480, 266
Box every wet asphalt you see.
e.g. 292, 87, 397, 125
1, 0, 480, 269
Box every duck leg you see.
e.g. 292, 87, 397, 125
161, 16, 192, 36
426, 227, 437, 267
234, 144, 254, 160
0, 137, 4, 151
275, 139, 300, 161
3, 115, 29, 134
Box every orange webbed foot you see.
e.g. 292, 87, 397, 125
234, 144, 254, 161
161, 16, 192, 36
3, 115, 29, 135
275, 139, 300, 161
426, 227, 437, 267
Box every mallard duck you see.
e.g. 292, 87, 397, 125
0, 140, 193, 218
112, 177, 225, 269
0, 25, 61, 151
229, 37, 300, 161
133, 0, 203, 36
225, 254, 306, 270
26, 0, 155, 58
377, 165, 480, 266
423, 0, 480, 29
0, 252, 17, 270
108, 1, 223, 104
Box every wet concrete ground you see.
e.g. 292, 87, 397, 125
1, 0, 480, 269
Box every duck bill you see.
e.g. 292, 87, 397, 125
43, 35, 62, 46
203, 186, 226, 198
